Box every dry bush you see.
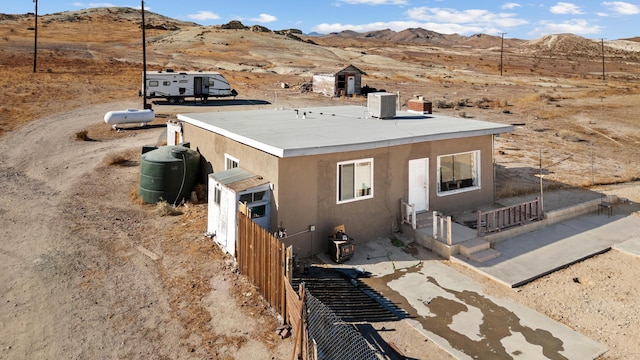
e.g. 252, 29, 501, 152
558, 130, 583, 142
434, 99, 454, 109
154, 200, 183, 216
495, 181, 538, 199
103, 150, 131, 166
75, 130, 91, 141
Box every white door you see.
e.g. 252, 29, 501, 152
408, 158, 429, 212
347, 76, 355, 95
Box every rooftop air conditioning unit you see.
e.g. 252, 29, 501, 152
367, 92, 397, 119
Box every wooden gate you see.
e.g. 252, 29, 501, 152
237, 209, 289, 318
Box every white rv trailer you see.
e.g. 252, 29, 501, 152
143, 70, 238, 104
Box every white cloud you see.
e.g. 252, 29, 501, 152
313, 6, 531, 35
312, 20, 485, 35
550, 2, 584, 15
502, 2, 522, 10
73, 2, 117, 7
338, 0, 408, 4
186, 11, 220, 21
249, 13, 277, 23
603, 1, 640, 15
406, 7, 528, 28
529, 19, 603, 37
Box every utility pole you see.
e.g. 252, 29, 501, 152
141, 0, 149, 109
601, 38, 606, 82
33, 0, 38, 73
500, 32, 506, 76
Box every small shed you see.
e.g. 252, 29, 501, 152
312, 64, 366, 97
208, 167, 272, 256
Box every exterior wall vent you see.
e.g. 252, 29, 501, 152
367, 92, 397, 119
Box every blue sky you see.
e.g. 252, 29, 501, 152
4, 1, 640, 40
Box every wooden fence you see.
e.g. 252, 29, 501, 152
477, 197, 543, 236
237, 209, 289, 318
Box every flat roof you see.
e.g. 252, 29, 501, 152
177, 105, 513, 158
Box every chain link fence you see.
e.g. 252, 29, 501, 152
305, 290, 381, 360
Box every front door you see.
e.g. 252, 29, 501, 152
408, 158, 429, 212
194, 76, 204, 95
347, 76, 355, 95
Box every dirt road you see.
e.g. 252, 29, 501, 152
0, 100, 291, 359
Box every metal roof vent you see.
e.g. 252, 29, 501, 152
367, 92, 397, 119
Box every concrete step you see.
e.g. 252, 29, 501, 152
468, 248, 501, 263
415, 212, 432, 229
459, 238, 490, 257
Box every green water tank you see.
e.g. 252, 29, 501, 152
138, 145, 201, 204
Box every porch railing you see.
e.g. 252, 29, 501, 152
432, 211, 452, 245
477, 197, 543, 236
400, 199, 416, 230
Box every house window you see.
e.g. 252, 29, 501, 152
213, 186, 222, 205
337, 158, 373, 203
225, 154, 239, 170
437, 151, 480, 195
239, 191, 266, 203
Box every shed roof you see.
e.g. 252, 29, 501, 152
210, 167, 270, 192
177, 105, 513, 158
314, 64, 366, 76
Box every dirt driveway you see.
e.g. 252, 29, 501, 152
0, 100, 292, 359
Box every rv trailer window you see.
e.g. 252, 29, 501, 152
163, 81, 170, 86
149, 81, 159, 87
179, 80, 188, 83
337, 158, 373, 203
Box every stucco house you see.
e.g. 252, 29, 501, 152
172, 94, 513, 257
312, 64, 366, 97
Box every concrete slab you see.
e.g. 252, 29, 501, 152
613, 236, 640, 258
452, 214, 640, 287
317, 238, 608, 360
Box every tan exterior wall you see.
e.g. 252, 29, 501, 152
183, 123, 280, 228
277, 134, 495, 256
184, 121, 495, 257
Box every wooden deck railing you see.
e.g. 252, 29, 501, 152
400, 199, 416, 230
432, 211, 452, 245
477, 197, 543, 236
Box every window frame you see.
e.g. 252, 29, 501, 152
436, 150, 481, 196
224, 154, 239, 170
336, 158, 374, 204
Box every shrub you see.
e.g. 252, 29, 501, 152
75, 130, 91, 141
558, 130, 583, 142
103, 150, 129, 166
154, 200, 182, 216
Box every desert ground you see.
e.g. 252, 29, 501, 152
1, 7, 639, 359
